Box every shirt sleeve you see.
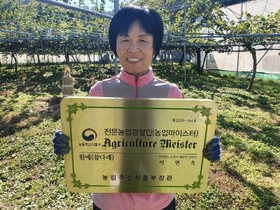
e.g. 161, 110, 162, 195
167, 84, 183, 99
88, 81, 104, 97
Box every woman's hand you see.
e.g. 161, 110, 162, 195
53, 130, 70, 155
203, 136, 221, 162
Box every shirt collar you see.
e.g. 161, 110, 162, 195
119, 67, 154, 87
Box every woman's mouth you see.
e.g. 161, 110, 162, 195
127, 58, 141, 62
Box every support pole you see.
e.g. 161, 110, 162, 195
236, 2, 243, 77
183, 3, 187, 84
36, 0, 113, 19
114, 0, 119, 75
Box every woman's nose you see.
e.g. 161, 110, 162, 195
128, 43, 139, 52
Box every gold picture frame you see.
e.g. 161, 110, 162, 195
60, 97, 217, 193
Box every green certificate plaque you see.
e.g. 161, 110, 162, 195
60, 97, 217, 193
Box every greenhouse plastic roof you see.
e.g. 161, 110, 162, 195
214, 0, 252, 7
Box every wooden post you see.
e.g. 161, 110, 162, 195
62, 66, 74, 98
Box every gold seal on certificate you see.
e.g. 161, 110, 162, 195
60, 97, 217, 193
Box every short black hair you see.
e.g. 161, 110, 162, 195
109, 5, 164, 58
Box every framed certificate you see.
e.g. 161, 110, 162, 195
60, 97, 217, 193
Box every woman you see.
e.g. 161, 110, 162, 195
53, 5, 220, 210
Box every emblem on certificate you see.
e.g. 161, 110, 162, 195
60, 97, 218, 193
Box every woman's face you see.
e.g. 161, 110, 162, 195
116, 21, 155, 76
